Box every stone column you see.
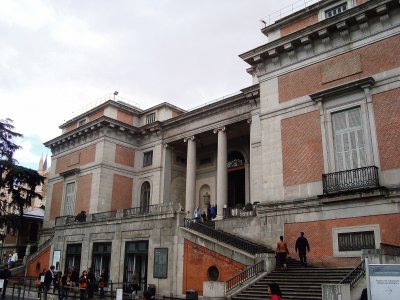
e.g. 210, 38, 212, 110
214, 127, 228, 218
184, 136, 197, 214
161, 143, 172, 204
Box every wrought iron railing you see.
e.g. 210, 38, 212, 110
184, 219, 272, 255
322, 166, 379, 194
380, 243, 400, 256
226, 260, 265, 293
339, 259, 365, 287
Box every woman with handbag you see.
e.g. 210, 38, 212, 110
79, 271, 88, 300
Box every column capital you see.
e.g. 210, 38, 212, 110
213, 126, 226, 134
184, 136, 197, 143
163, 143, 174, 150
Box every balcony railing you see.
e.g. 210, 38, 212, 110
55, 203, 179, 226
322, 166, 379, 194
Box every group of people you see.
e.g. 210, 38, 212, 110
189, 205, 218, 222
36, 266, 106, 300
275, 232, 310, 271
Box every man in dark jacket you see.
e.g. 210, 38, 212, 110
43, 266, 55, 300
295, 232, 310, 267
0, 264, 11, 298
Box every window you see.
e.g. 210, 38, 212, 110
325, 2, 347, 18
207, 266, 219, 281
143, 151, 153, 167
140, 181, 151, 212
333, 225, 380, 257
78, 119, 87, 126
338, 231, 375, 252
332, 107, 366, 171
64, 182, 76, 216
92, 242, 112, 280
146, 113, 156, 124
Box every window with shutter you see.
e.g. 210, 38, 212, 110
332, 107, 366, 171
64, 182, 76, 216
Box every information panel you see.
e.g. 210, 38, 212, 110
369, 264, 400, 300
153, 248, 168, 278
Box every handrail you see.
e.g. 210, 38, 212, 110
339, 259, 365, 287
184, 219, 273, 255
25, 236, 54, 262
226, 260, 265, 293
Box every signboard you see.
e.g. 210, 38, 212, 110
116, 289, 123, 300
52, 250, 61, 271
153, 248, 168, 278
369, 264, 400, 300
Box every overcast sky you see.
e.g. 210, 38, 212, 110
1, 0, 301, 169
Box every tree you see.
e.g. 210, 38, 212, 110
0, 118, 44, 229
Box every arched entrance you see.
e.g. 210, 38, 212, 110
227, 151, 246, 208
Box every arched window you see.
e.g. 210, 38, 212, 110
227, 151, 245, 169
140, 181, 151, 213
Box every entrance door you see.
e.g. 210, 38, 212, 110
65, 244, 82, 274
124, 241, 148, 293
92, 242, 111, 281
227, 151, 246, 208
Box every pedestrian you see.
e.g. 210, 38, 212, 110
98, 273, 105, 298
295, 232, 310, 267
131, 271, 140, 297
267, 282, 283, 300
37, 268, 46, 299
61, 271, 71, 300
0, 264, 11, 298
275, 236, 289, 271
70, 267, 79, 287
79, 270, 88, 300
44, 266, 56, 300
86, 268, 95, 299
10, 251, 18, 268
359, 288, 368, 300
54, 272, 62, 300
75, 211, 87, 222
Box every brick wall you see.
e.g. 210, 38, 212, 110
281, 110, 324, 186
88, 109, 104, 122
117, 109, 134, 125
75, 174, 92, 214
281, 14, 318, 37
373, 88, 400, 170
285, 213, 400, 267
26, 246, 51, 276
183, 239, 245, 295
111, 174, 133, 210
50, 182, 63, 220
115, 145, 135, 167
278, 35, 400, 102
55, 144, 96, 174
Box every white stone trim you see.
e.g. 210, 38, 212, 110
332, 224, 381, 257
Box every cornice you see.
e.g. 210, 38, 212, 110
240, 0, 396, 66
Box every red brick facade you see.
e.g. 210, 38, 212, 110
285, 213, 400, 267
278, 35, 400, 102
183, 239, 245, 295
281, 110, 324, 186
75, 174, 92, 214
55, 144, 96, 174
373, 88, 400, 170
50, 182, 64, 220
115, 145, 135, 167
26, 246, 51, 277
111, 174, 133, 210
117, 109, 134, 125
281, 14, 318, 37
88, 109, 104, 122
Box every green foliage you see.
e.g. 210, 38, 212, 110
0, 119, 44, 229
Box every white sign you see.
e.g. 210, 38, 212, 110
52, 250, 61, 271
116, 288, 123, 300
0, 279, 4, 289
369, 265, 400, 300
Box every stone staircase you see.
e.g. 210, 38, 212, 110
231, 258, 354, 300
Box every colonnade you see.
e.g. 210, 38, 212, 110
184, 126, 228, 219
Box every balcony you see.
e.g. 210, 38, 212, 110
322, 166, 380, 195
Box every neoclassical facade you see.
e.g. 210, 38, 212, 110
28, 0, 400, 297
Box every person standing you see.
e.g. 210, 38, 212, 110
70, 267, 79, 287
295, 232, 310, 267
0, 264, 11, 298
37, 268, 46, 299
61, 271, 71, 300
98, 273, 105, 298
44, 266, 56, 300
267, 282, 283, 300
79, 270, 88, 300
10, 251, 18, 268
86, 268, 95, 299
275, 236, 289, 271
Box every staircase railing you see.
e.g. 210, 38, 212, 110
339, 259, 365, 287
225, 260, 265, 293
183, 219, 272, 255
25, 236, 54, 262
